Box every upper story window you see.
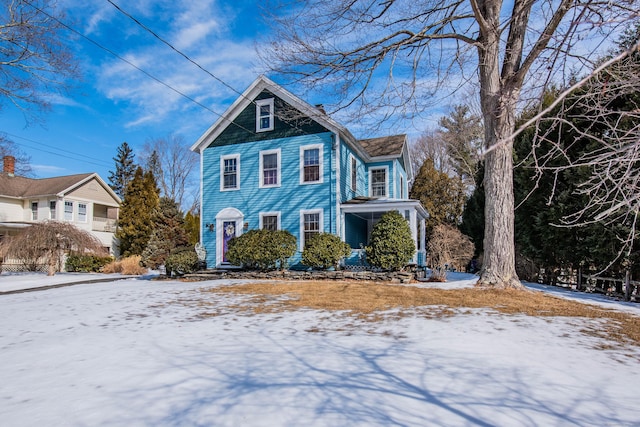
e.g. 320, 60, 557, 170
260, 212, 280, 231
350, 155, 357, 192
370, 167, 388, 198
78, 203, 87, 222
49, 201, 56, 220
400, 175, 405, 199
260, 149, 281, 188
31, 202, 38, 220
64, 201, 73, 221
256, 98, 274, 132
221, 154, 240, 191
300, 144, 323, 184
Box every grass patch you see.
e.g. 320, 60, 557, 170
197, 281, 640, 348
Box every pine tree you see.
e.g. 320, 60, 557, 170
183, 210, 200, 246
108, 142, 137, 199
115, 167, 160, 257
141, 197, 189, 269
409, 158, 466, 236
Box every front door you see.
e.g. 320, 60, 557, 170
222, 221, 236, 263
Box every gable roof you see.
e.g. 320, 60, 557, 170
0, 172, 121, 203
191, 75, 414, 179
359, 135, 406, 157
191, 75, 365, 156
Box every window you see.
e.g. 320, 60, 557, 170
370, 167, 388, 197
300, 144, 323, 184
260, 212, 280, 231
31, 202, 38, 220
256, 98, 274, 132
400, 175, 405, 199
220, 154, 240, 191
260, 149, 281, 188
49, 201, 57, 220
64, 201, 73, 221
300, 209, 323, 249
78, 203, 87, 222
350, 156, 357, 192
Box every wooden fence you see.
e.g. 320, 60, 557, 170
539, 268, 639, 302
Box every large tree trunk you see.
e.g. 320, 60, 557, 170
475, 4, 524, 289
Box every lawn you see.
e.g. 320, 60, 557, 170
0, 273, 638, 426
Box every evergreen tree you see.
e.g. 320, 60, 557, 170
438, 105, 483, 184
409, 158, 466, 236
109, 142, 137, 199
142, 197, 189, 269
460, 163, 485, 256
183, 210, 200, 246
116, 167, 160, 257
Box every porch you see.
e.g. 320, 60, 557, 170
340, 197, 428, 267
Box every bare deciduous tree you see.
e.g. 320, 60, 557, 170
0, 0, 78, 121
262, 0, 638, 288
0, 133, 32, 176
428, 224, 475, 281
0, 221, 107, 276
140, 134, 199, 209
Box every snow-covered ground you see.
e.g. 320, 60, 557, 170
1, 272, 639, 426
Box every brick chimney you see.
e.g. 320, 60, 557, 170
3, 155, 15, 176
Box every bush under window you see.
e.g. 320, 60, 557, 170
226, 229, 297, 270
301, 233, 352, 270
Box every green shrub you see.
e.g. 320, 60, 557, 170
165, 248, 198, 277
65, 254, 114, 272
366, 211, 415, 271
301, 233, 352, 270
226, 229, 297, 270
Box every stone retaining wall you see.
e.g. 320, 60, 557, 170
184, 269, 416, 283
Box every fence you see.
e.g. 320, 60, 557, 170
538, 267, 639, 302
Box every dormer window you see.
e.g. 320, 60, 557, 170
256, 98, 274, 132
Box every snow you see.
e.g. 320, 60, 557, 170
1, 272, 639, 426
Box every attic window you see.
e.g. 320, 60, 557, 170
256, 98, 274, 132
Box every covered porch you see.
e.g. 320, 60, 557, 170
340, 197, 428, 267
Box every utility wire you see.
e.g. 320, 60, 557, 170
4, 132, 114, 169
22, 0, 256, 135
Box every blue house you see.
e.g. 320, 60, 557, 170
191, 76, 428, 269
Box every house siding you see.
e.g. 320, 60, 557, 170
0, 197, 22, 222
67, 179, 120, 206
339, 142, 366, 202
208, 90, 330, 149
202, 132, 336, 267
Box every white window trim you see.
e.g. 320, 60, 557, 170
220, 154, 241, 192
259, 148, 281, 188
31, 201, 38, 221
350, 154, 357, 192
399, 174, 405, 199
259, 211, 281, 230
64, 200, 74, 221
369, 166, 389, 198
256, 98, 275, 132
299, 209, 323, 251
49, 200, 57, 220
77, 202, 88, 223
299, 144, 324, 184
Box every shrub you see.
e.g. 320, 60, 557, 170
101, 255, 148, 275
66, 254, 113, 272
226, 229, 297, 270
301, 233, 352, 270
366, 211, 415, 271
165, 248, 198, 277
427, 224, 474, 281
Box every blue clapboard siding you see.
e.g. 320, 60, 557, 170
201, 132, 335, 267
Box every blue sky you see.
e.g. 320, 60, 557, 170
1, 0, 277, 179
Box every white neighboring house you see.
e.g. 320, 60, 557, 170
0, 156, 121, 257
